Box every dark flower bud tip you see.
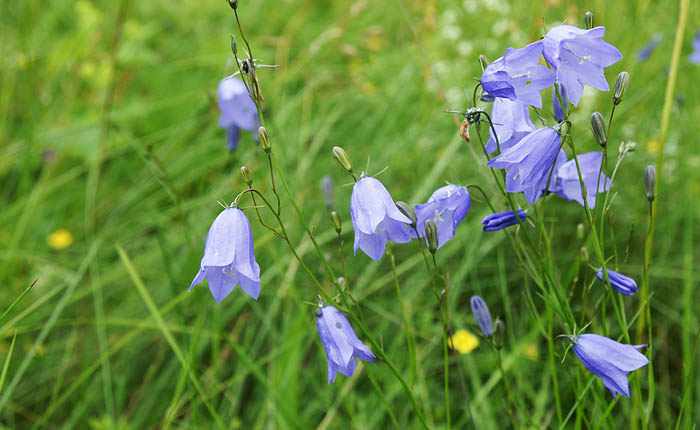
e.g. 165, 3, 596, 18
470, 295, 493, 336
395, 201, 417, 228
424, 219, 439, 254
493, 320, 505, 349
332, 146, 353, 174
643, 165, 656, 202
258, 127, 271, 153
478, 54, 489, 70
584, 11, 594, 29
330, 211, 342, 234
228, 0, 238, 10
590, 112, 607, 147
240, 166, 252, 186
613, 71, 629, 105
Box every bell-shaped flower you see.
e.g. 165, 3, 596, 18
217, 77, 260, 150
350, 176, 412, 261
316, 305, 375, 384
190, 207, 261, 302
596, 268, 637, 295
486, 98, 536, 155
572, 334, 648, 398
410, 185, 471, 249
480, 41, 556, 108
487, 127, 564, 204
690, 30, 700, 64
481, 210, 526, 231
553, 152, 611, 209
542, 25, 622, 106
470, 296, 493, 336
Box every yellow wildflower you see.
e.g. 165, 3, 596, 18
449, 329, 479, 354
47, 229, 73, 249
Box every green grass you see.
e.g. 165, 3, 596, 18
1, 0, 699, 428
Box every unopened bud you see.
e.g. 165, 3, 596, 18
613, 71, 629, 105
580, 247, 589, 263
228, 0, 238, 10
240, 166, 252, 186
258, 127, 271, 153
626, 141, 637, 152
478, 54, 489, 70
395, 201, 417, 228
584, 11, 594, 29
332, 146, 353, 173
230, 35, 237, 56
643, 165, 656, 202
321, 176, 334, 208
330, 211, 342, 234
425, 219, 438, 254
470, 295, 493, 336
590, 112, 607, 147
493, 320, 505, 349
576, 223, 585, 240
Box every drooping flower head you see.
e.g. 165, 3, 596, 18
190, 207, 261, 302
316, 305, 375, 384
481, 41, 557, 108
571, 334, 648, 398
486, 98, 536, 155
350, 176, 412, 261
690, 30, 700, 64
217, 77, 260, 150
487, 127, 564, 204
410, 184, 470, 250
554, 152, 611, 209
636, 33, 662, 61
596, 268, 638, 295
542, 25, 622, 106
481, 210, 526, 232
470, 296, 493, 336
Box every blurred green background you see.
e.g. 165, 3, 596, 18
1, 0, 698, 428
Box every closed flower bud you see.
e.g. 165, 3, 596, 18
613, 71, 629, 105
626, 141, 638, 152
425, 219, 439, 254
332, 146, 353, 174
230, 36, 237, 56
643, 165, 656, 202
580, 247, 589, 262
331, 211, 342, 234
493, 319, 505, 349
258, 127, 271, 153
590, 112, 607, 147
240, 166, 252, 186
395, 201, 417, 228
576, 223, 585, 240
228, 0, 238, 10
470, 295, 493, 336
321, 176, 334, 208
584, 11, 594, 29
478, 54, 489, 70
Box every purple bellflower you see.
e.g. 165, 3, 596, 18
552, 82, 569, 122
190, 207, 261, 302
596, 268, 638, 295
410, 184, 471, 249
554, 152, 611, 209
217, 77, 260, 150
481, 210, 526, 231
542, 25, 622, 106
486, 98, 536, 155
470, 296, 493, 336
636, 33, 662, 61
480, 41, 556, 108
487, 127, 564, 204
316, 305, 375, 384
690, 30, 700, 64
572, 334, 648, 398
350, 176, 413, 261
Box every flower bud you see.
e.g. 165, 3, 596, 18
395, 201, 417, 228
258, 127, 271, 153
240, 166, 252, 186
470, 295, 493, 336
580, 247, 589, 263
584, 11, 594, 29
493, 320, 505, 349
330, 211, 342, 234
332, 146, 353, 174
613, 71, 629, 105
231, 35, 237, 56
337, 277, 347, 289
425, 219, 438, 254
643, 165, 656, 202
321, 176, 334, 208
576, 223, 585, 240
590, 112, 607, 147
626, 141, 637, 152
228, 0, 238, 10
478, 54, 490, 70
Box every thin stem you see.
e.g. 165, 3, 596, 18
386, 243, 417, 387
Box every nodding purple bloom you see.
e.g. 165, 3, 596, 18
596, 268, 638, 295
487, 127, 563, 204
542, 25, 622, 106
480, 41, 557, 108
350, 176, 412, 261
190, 207, 261, 302
636, 33, 662, 61
316, 305, 375, 384
554, 152, 611, 209
690, 30, 700, 64
486, 98, 536, 155
552, 82, 569, 121
217, 77, 260, 150
470, 296, 493, 336
572, 334, 648, 398
410, 184, 471, 249
481, 210, 526, 231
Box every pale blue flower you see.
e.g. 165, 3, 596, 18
690, 30, 700, 64
410, 184, 470, 249
486, 98, 536, 155
470, 296, 493, 336
554, 152, 611, 209
217, 77, 260, 150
